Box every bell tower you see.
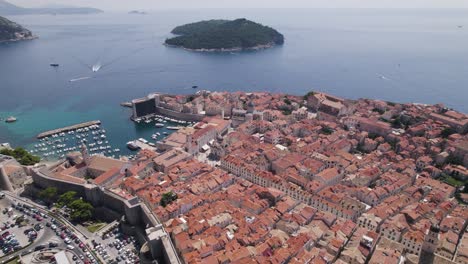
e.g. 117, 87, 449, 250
247, 100, 255, 113
422, 225, 440, 254
80, 143, 91, 165
186, 134, 193, 154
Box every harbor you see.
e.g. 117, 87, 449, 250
7, 100, 196, 162
126, 114, 194, 151
26, 113, 193, 161
31, 123, 122, 160
36, 120, 101, 139
132, 114, 194, 127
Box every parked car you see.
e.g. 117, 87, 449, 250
49, 242, 59, 248
34, 245, 46, 251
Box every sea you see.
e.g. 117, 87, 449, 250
1, 8, 467, 159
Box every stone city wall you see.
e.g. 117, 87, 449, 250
155, 106, 205, 122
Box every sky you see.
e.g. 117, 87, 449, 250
9, 0, 468, 10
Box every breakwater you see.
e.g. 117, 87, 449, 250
36, 120, 101, 139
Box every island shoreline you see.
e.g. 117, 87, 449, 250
163, 41, 279, 53
0, 35, 38, 44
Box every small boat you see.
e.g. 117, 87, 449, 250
167, 126, 181, 130
192, 85, 198, 89
155, 123, 164, 128
5, 116, 17, 123
50, 63, 59, 67
127, 141, 140, 151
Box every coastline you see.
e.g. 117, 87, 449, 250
0, 35, 38, 44
163, 41, 279, 52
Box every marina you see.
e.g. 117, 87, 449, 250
31, 123, 121, 160
132, 114, 195, 126
36, 120, 101, 139
27, 113, 194, 161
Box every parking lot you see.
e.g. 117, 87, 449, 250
0, 196, 96, 263
90, 225, 141, 264
0, 197, 47, 258
1, 194, 141, 264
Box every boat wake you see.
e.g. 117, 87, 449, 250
378, 74, 391, 81
92, 63, 102, 72
69, 76, 92, 82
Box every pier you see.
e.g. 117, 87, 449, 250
129, 140, 156, 151
120, 102, 132, 108
37, 120, 101, 139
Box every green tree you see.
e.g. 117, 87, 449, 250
38, 187, 58, 205
368, 132, 379, 140
57, 191, 77, 207
372, 108, 385, 115
391, 118, 403, 129
320, 126, 334, 135
304, 91, 315, 100
69, 199, 94, 222
160, 191, 178, 207
446, 154, 463, 166
441, 127, 456, 138
0, 147, 40, 166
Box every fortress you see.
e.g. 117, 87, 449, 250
27, 145, 181, 264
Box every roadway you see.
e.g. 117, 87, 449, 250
0, 192, 103, 264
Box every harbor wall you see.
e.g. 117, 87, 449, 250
32, 168, 87, 197
31, 168, 142, 225
155, 106, 205, 122
0, 154, 30, 192
0, 166, 14, 192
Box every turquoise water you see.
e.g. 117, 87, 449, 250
1, 9, 468, 157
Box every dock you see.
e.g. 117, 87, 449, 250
120, 102, 132, 108
37, 120, 101, 139
132, 140, 156, 151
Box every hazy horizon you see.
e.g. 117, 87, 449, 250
7, 0, 468, 11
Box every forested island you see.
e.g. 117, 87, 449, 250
165, 18, 284, 52
0, 16, 35, 42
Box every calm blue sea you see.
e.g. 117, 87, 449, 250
1, 8, 467, 157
